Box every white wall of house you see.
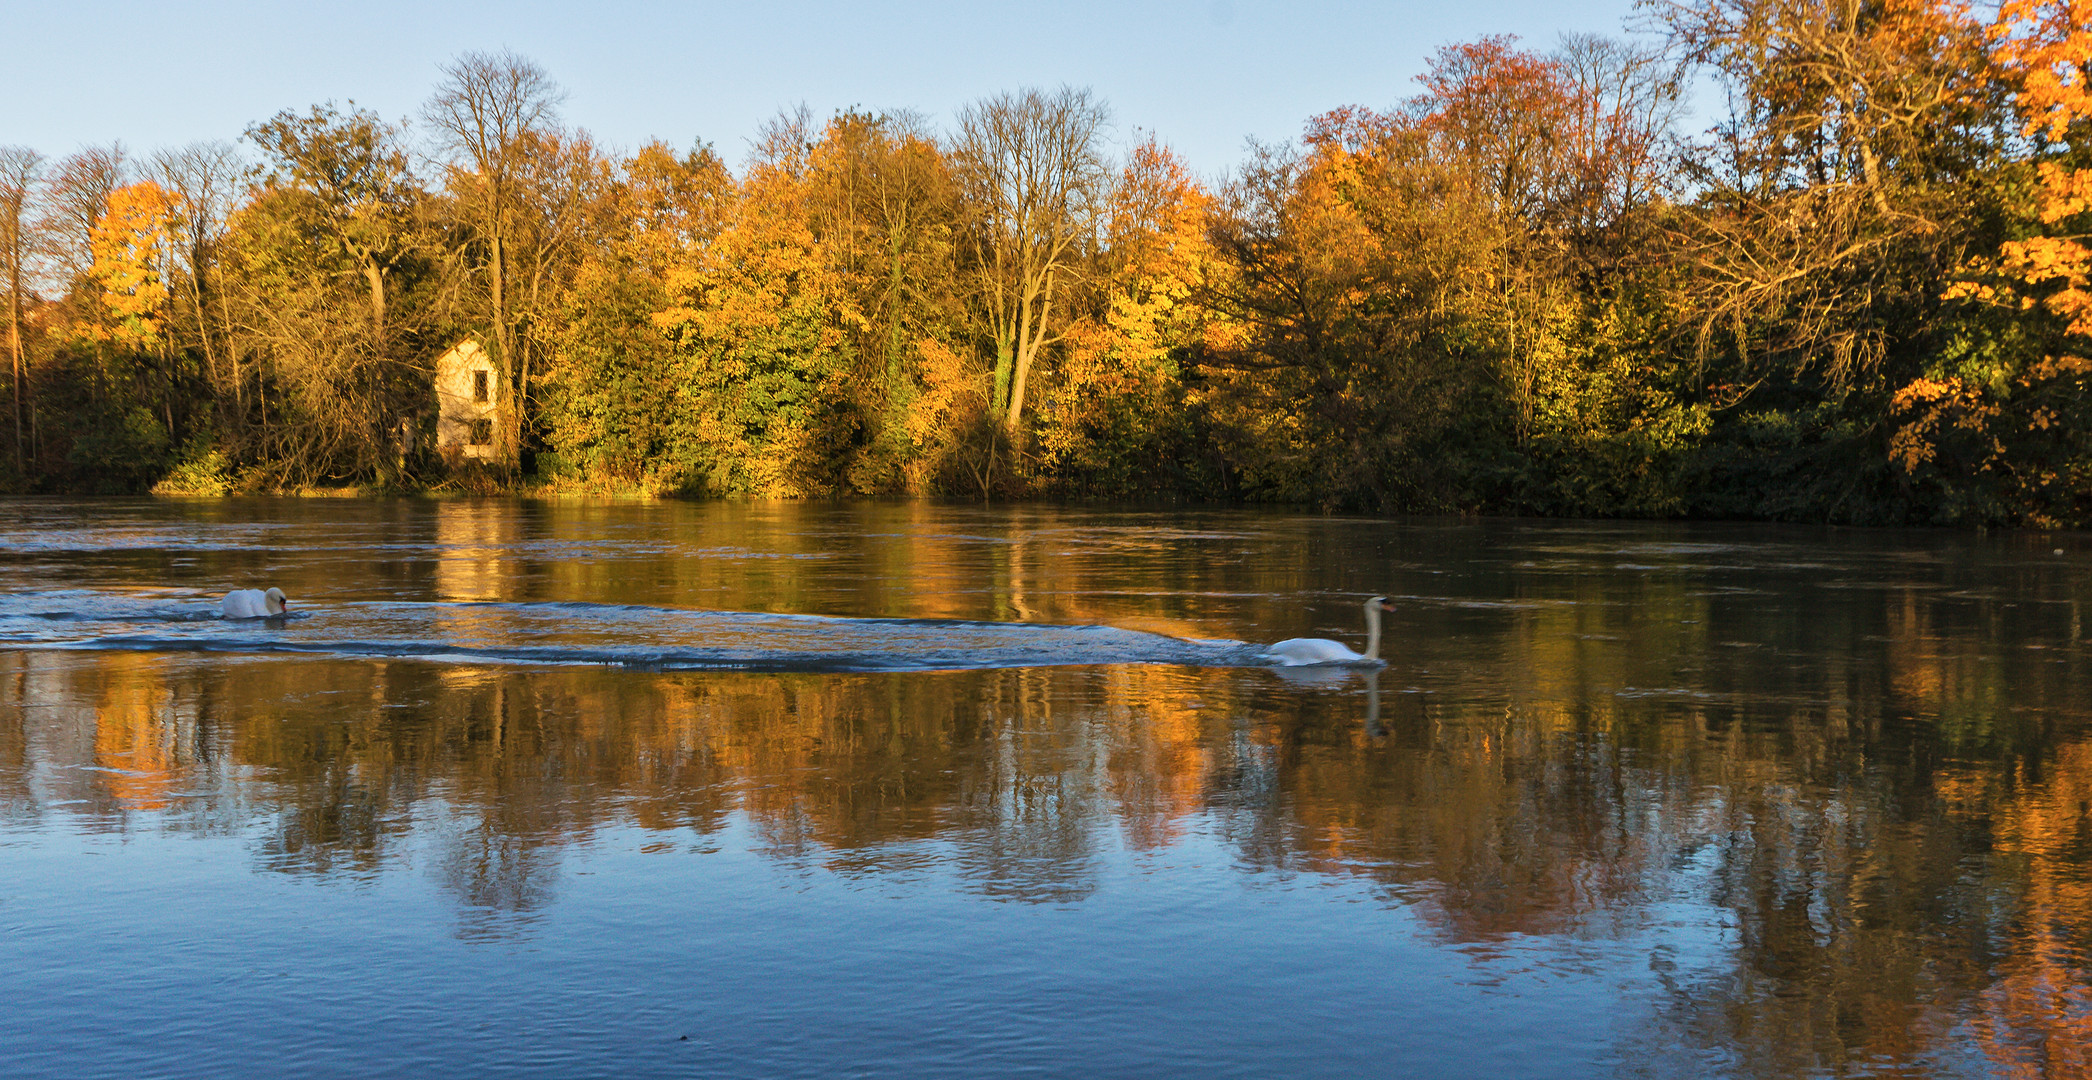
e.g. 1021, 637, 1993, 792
433, 340, 502, 463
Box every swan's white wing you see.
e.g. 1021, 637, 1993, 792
1261, 637, 1362, 666
222, 589, 264, 618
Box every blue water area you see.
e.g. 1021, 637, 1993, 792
4, 783, 1676, 1079
0, 499, 2084, 1078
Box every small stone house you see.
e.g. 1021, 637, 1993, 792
434, 340, 502, 463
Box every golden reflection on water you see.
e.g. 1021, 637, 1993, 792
435, 501, 518, 602
4, 504, 2092, 1076
5, 623, 2091, 1075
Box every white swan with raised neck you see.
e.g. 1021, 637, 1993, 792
1262, 596, 1390, 666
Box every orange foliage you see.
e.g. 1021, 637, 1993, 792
1954, 163, 2092, 335
1039, 139, 1224, 481
620, 141, 731, 271
907, 336, 983, 453
85, 181, 179, 349
1993, 0, 2092, 141
1955, 2, 2092, 328
1928, 0, 2092, 484
1888, 376, 2003, 470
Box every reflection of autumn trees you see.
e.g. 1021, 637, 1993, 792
1221, 553, 2092, 1073
1963, 738, 2092, 1077
0, 655, 1251, 906
88, 654, 188, 810
2, 527, 2090, 1073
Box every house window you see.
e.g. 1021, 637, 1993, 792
472, 370, 490, 403
469, 419, 494, 446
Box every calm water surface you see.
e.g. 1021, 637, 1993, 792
2, 499, 2088, 1078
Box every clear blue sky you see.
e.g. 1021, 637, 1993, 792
2, 0, 1648, 177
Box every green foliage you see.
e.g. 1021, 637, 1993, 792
64, 403, 170, 494
12, 20, 2092, 524
537, 267, 685, 491
659, 271, 860, 497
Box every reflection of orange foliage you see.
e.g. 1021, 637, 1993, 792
93, 660, 176, 810
1098, 665, 1214, 850
1971, 739, 2092, 1077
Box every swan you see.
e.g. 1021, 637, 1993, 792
221, 587, 288, 618
1262, 595, 1390, 666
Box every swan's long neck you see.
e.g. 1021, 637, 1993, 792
1364, 600, 1382, 660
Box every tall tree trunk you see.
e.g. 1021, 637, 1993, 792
186, 241, 221, 399
1007, 306, 1044, 430
991, 338, 1013, 418
362, 254, 387, 342
490, 229, 517, 466
8, 254, 22, 472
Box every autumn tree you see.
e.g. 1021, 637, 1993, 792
646, 110, 863, 495
87, 181, 178, 352
39, 144, 126, 285
1199, 119, 1501, 507
953, 86, 1111, 435
247, 107, 416, 352
0, 146, 40, 473
422, 50, 567, 464
1554, 33, 1684, 245
506, 128, 615, 455
1655, 0, 1995, 383
1036, 137, 1219, 494
61, 181, 185, 487
1414, 38, 1592, 445
780, 111, 969, 491
1920, 0, 2092, 522
217, 104, 447, 485
150, 142, 243, 405
537, 140, 732, 490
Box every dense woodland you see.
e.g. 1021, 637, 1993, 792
5, 0, 2092, 523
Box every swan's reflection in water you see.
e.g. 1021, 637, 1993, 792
1261, 662, 1383, 733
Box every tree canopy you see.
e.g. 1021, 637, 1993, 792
3, 5, 2090, 524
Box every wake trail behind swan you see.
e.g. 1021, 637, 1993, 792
0, 592, 1270, 673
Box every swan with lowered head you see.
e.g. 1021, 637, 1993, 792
221, 587, 288, 618
1262, 595, 1391, 666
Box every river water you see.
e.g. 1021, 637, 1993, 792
2, 498, 2087, 1078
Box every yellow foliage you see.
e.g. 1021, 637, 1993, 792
644, 153, 864, 497
907, 336, 984, 451
84, 181, 179, 350
1037, 139, 1227, 477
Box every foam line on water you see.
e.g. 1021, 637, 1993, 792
0, 590, 1272, 674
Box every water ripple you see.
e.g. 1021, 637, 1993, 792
0, 590, 1261, 673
